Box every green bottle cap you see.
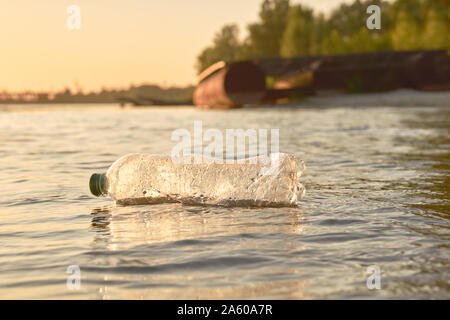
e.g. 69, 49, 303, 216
89, 173, 108, 197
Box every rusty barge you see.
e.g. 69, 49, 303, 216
193, 50, 450, 110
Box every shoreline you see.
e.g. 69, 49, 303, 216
1, 89, 449, 112
291, 89, 450, 108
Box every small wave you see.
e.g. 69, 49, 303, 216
82, 255, 272, 275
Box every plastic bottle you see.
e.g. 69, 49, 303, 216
89, 153, 306, 207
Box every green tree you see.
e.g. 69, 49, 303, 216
196, 0, 445, 73
391, 9, 422, 50
327, 0, 387, 39
196, 47, 216, 74
196, 24, 241, 73
212, 24, 241, 60
346, 28, 382, 53
322, 29, 347, 55
280, 5, 315, 57
244, 0, 291, 59
422, 6, 450, 50
311, 13, 329, 55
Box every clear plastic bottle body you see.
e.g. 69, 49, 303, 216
100, 153, 305, 207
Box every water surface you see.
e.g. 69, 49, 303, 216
0, 102, 449, 299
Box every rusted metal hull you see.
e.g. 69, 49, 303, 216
194, 50, 450, 109
255, 50, 450, 93
310, 50, 450, 93
193, 61, 266, 109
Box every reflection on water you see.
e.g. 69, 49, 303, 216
86, 204, 307, 299
0, 104, 448, 299
395, 111, 450, 219
90, 207, 112, 249
89, 205, 305, 247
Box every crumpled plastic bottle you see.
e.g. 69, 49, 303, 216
90, 153, 306, 207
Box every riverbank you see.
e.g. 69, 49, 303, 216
1, 89, 449, 112
293, 89, 450, 108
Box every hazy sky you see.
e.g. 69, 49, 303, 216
0, 0, 353, 92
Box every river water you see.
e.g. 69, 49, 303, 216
0, 100, 449, 299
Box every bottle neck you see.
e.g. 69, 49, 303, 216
89, 173, 107, 197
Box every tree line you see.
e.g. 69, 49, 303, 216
196, 0, 449, 73
0, 84, 194, 104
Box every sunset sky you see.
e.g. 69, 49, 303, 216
0, 0, 352, 92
